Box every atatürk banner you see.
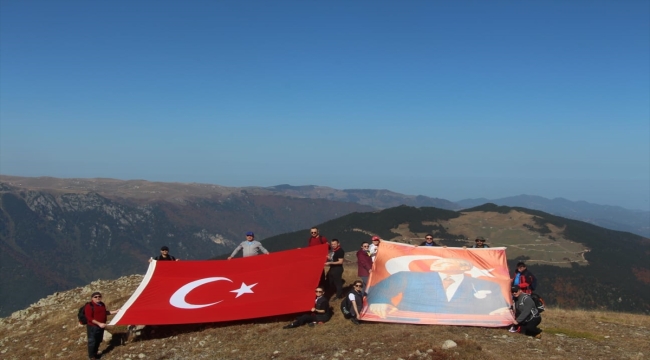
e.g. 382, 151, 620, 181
362, 241, 514, 327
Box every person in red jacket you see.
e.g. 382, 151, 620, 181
84, 292, 119, 360
309, 227, 329, 287
356, 242, 373, 293
308, 227, 328, 247
511, 262, 537, 295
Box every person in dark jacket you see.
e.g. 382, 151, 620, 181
343, 280, 365, 325
511, 285, 542, 338
356, 242, 373, 293
84, 292, 120, 360
511, 262, 537, 295
472, 237, 490, 248
326, 239, 345, 299
419, 234, 440, 247
283, 287, 332, 328
149, 245, 179, 262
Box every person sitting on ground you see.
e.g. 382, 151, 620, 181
419, 234, 440, 246
149, 245, 179, 262
228, 231, 270, 259
511, 261, 537, 295
283, 287, 332, 328
356, 242, 373, 293
342, 280, 364, 325
511, 285, 542, 338
472, 236, 490, 248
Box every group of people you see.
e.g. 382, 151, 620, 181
283, 231, 542, 339
85, 230, 543, 358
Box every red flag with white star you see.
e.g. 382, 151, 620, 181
110, 244, 328, 325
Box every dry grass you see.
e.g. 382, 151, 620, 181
1, 270, 649, 360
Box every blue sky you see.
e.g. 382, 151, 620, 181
1, 1, 649, 210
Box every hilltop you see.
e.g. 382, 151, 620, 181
259, 204, 650, 313
0, 269, 648, 360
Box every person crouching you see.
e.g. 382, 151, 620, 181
283, 287, 332, 328
511, 285, 542, 338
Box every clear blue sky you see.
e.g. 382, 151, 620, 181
1, 1, 649, 210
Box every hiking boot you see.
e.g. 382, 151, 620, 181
351, 318, 360, 325
508, 326, 518, 333
282, 323, 297, 329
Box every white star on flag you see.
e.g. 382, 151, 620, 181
230, 282, 257, 298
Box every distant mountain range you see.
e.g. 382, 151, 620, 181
457, 195, 649, 238
0, 175, 648, 316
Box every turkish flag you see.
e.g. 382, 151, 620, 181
110, 244, 328, 325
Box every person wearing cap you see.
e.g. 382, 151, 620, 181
368, 236, 380, 262
149, 246, 179, 263
511, 285, 542, 338
419, 234, 440, 247
84, 292, 120, 360
228, 232, 270, 259
472, 237, 490, 248
511, 261, 537, 295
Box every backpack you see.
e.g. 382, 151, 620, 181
77, 302, 93, 325
530, 293, 545, 313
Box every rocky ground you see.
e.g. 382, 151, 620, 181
1, 274, 649, 360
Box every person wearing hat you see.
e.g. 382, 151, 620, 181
472, 237, 490, 248
511, 285, 542, 338
228, 231, 270, 259
83, 291, 120, 360
368, 236, 380, 262
149, 246, 179, 262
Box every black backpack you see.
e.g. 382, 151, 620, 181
77, 302, 93, 325
529, 293, 545, 313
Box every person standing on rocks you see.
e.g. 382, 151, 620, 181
149, 245, 179, 262
228, 232, 270, 259
84, 292, 119, 360
511, 285, 542, 338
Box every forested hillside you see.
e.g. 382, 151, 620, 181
260, 204, 650, 313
